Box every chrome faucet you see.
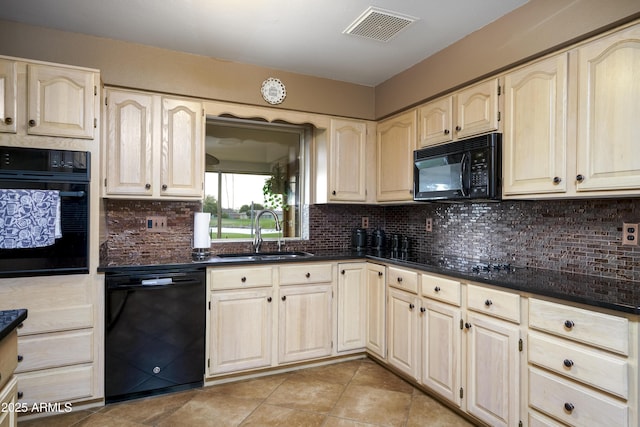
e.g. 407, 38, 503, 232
253, 209, 282, 253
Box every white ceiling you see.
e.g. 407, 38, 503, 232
0, 0, 528, 86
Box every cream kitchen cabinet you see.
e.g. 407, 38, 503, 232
503, 53, 569, 196
464, 284, 521, 427
207, 266, 274, 375
103, 87, 204, 199
387, 266, 420, 380
365, 263, 386, 359
337, 263, 367, 352
418, 78, 500, 148
419, 273, 462, 407
376, 110, 417, 202
328, 119, 368, 202
0, 330, 18, 427
527, 298, 635, 427
0, 57, 98, 139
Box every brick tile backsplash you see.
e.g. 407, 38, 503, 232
102, 198, 640, 282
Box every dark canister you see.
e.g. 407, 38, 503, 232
351, 228, 367, 250
371, 229, 386, 250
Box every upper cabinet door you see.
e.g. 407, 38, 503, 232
27, 64, 96, 139
576, 24, 640, 192
160, 97, 204, 198
418, 96, 453, 147
105, 89, 154, 196
0, 59, 17, 134
376, 110, 417, 202
503, 54, 568, 196
329, 119, 367, 202
455, 79, 499, 139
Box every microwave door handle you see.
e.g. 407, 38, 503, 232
459, 153, 468, 197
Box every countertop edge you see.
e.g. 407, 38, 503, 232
0, 308, 28, 342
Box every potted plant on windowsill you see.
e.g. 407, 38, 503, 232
263, 163, 288, 211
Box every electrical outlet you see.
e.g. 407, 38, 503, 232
362, 217, 369, 229
146, 216, 168, 232
622, 222, 638, 246
425, 218, 433, 232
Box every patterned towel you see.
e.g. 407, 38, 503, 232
0, 189, 61, 249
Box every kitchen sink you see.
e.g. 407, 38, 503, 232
215, 251, 314, 262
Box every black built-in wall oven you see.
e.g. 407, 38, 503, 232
0, 146, 90, 278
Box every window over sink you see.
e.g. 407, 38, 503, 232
204, 117, 309, 241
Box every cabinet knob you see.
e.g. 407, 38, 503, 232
409, 303, 415, 310
17, 354, 23, 362
241, 276, 246, 282
420, 307, 426, 313
455, 125, 461, 132
576, 174, 585, 182
332, 190, 336, 195
341, 270, 345, 275
161, 184, 168, 190
553, 177, 562, 184
484, 299, 493, 307
564, 320, 575, 329
444, 129, 450, 135
4, 117, 12, 125
305, 272, 311, 278
281, 296, 286, 301
464, 322, 472, 329
378, 271, 383, 277
267, 297, 272, 302
17, 391, 23, 399
397, 277, 403, 283
28, 119, 36, 127
564, 402, 575, 413
434, 286, 441, 292
563, 359, 574, 368
145, 183, 151, 190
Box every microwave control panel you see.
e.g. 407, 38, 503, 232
470, 150, 489, 195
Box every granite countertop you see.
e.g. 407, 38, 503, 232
99, 250, 640, 315
0, 309, 28, 341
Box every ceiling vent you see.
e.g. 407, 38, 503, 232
344, 6, 418, 43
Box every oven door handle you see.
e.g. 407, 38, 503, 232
460, 153, 468, 197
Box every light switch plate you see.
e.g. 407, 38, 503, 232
146, 216, 168, 232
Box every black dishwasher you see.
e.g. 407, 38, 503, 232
105, 267, 205, 403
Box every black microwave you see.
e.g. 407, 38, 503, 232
413, 133, 501, 201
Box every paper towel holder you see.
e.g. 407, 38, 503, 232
192, 212, 211, 261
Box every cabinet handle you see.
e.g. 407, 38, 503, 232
444, 129, 450, 135
378, 271, 383, 277
305, 272, 311, 278
464, 322, 472, 329
17, 354, 23, 362
241, 276, 246, 282
420, 307, 426, 313
267, 297, 272, 302
17, 391, 23, 399
576, 174, 585, 182
484, 299, 493, 307
564, 320, 575, 329
564, 402, 575, 413
332, 190, 336, 195
434, 286, 441, 292
553, 177, 562, 184
409, 303, 415, 310
455, 125, 461, 132
563, 359, 574, 368
145, 183, 151, 190
341, 270, 345, 275
281, 296, 286, 301
161, 184, 168, 190
4, 117, 12, 125
28, 119, 36, 127
397, 277, 403, 283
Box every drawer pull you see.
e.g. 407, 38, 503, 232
484, 299, 493, 307
378, 271, 383, 277
564, 402, 575, 413
409, 303, 415, 310
241, 276, 247, 282
563, 359, 574, 368
564, 320, 575, 329
305, 272, 311, 278
420, 307, 426, 313
17, 354, 23, 362
17, 391, 23, 399
267, 297, 272, 302
28, 119, 36, 127
397, 277, 403, 282
434, 286, 441, 292
464, 322, 472, 329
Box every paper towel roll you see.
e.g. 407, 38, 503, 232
193, 212, 211, 249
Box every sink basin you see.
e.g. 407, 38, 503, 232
215, 251, 314, 262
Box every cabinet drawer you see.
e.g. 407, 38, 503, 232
0, 331, 17, 391
279, 263, 333, 285
209, 266, 273, 290
16, 365, 94, 406
529, 299, 629, 355
421, 273, 461, 306
528, 332, 628, 399
528, 367, 628, 427
467, 284, 520, 323
529, 410, 565, 427
15, 330, 94, 374
387, 266, 418, 294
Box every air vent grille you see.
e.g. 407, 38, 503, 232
344, 7, 418, 42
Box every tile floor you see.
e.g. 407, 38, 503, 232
19, 359, 475, 426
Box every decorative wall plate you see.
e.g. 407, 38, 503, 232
261, 78, 286, 105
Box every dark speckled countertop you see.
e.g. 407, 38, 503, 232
99, 250, 640, 315
0, 309, 27, 341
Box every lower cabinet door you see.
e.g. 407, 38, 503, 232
337, 263, 367, 352
208, 289, 273, 375
387, 288, 419, 379
279, 284, 333, 363
0, 376, 17, 427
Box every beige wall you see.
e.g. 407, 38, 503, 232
375, 0, 640, 118
0, 20, 375, 120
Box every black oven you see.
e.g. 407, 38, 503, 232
0, 146, 90, 278
413, 133, 501, 201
